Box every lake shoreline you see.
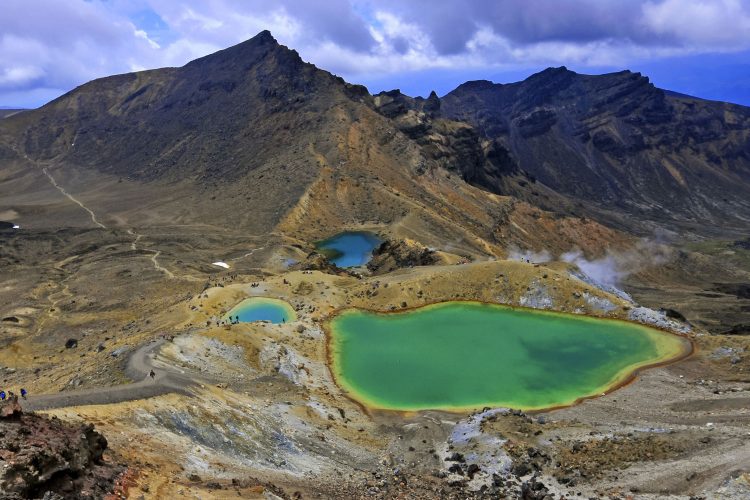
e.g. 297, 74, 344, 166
223, 296, 297, 324
325, 300, 693, 414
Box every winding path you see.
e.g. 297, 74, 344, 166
21, 339, 201, 412
42, 167, 107, 229
13, 155, 213, 411
127, 229, 176, 279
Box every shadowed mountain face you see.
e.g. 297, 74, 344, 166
10, 31, 367, 182
0, 31, 384, 235
436, 68, 750, 232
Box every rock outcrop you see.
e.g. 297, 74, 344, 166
372, 67, 750, 233
290, 252, 347, 275
0, 397, 123, 499
438, 67, 750, 231
367, 239, 438, 275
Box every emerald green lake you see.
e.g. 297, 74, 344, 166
224, 297, 296, 324
329, 302, 688, 411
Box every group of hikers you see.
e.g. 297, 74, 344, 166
0, 388, 27, 401
213, 316, 242, 326
216, 315, 288, 326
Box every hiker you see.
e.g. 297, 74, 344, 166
149, 369, 155, 379
0, 390, 5, 401
20, 388, 27, 399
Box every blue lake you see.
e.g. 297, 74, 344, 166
225, 298, 296, 324
315, 231, 381, 268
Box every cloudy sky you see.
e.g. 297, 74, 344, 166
2, 0, 750, 108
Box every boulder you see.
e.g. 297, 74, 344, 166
0, 400, 122, 498
0, 395, 22, 419
290, 251, 354, 276
367, 239, 438, 275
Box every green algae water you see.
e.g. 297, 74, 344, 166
225, 297, 296, 324
329, 302, 688, 411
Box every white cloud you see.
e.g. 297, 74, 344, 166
642, 0, 750, 49
0, 65, 45, 87
134, 29, 161, 50
2, 0, 750, 106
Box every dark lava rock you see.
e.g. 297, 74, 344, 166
289, 252, 351, 276
1, 316, 19, 323
0, 396, 22, 420
447, 452, 465, 462
520, 476, 550, 499
0, 396, 122, 499
447, 464, 464, 475
424, 90, 441, 117
516, 109, 557, 138
662, 308, 688, 322
512, 462, 532, 477
65, 338, 78, 349
725, 324, 750, 335
592, 130, 626, 158
466, 463, 481, 479
367, 239, 438, 275
713, 283, 750, 299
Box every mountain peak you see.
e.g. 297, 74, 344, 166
183, 30, 286, 70
254, 30, 277, 43
525, 66, 576, 83
538, 65, 572, 75
229, 30, 280, 50
451, 80, 497, 94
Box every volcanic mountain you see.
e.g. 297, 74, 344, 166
375, 69, 750, 235
3, 29, 750, 499
0, 32, 613, 269
0, 30, 749, 328
2, 30, 748, 238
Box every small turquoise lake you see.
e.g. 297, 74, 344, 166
225, 297, 296, 324
315, 231, 381, 268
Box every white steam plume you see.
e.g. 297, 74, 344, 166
561, 239, 673, 287
506, 239, 673, 301
507, 246, 552, 263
